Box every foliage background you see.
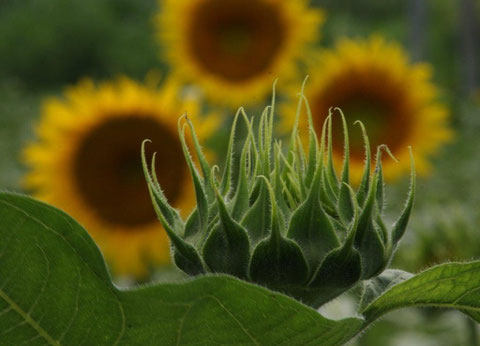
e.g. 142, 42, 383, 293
0, 0, 479, 344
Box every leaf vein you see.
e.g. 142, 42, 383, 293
205, 295, 261, 345
176, 304, 193, 346
0, 289, 59, 345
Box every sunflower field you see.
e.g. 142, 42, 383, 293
1, 0, 480, 345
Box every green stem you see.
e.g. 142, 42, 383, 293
467, 316, 479, 346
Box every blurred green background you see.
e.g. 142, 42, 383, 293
0, 0, 479, 345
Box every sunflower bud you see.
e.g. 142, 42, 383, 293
142, 89, 415, 308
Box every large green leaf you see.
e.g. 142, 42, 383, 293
362, 261, 480, 322
2, 193, 480, 345
0, 192, 362, 345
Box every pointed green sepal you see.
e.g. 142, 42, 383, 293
354, 121, 371, 206
249, 177, 309, 287
228, 119, 253, 221
249, 235, 309, 288
220, 108, 243, 196
287, 196, 338, 271
241, 177, 272, 245
306, 244, 362, 308
300, 93, 319, 188
374, 145, 397, 215
391, 148, 416, 248
146, 184, 205, 275
141, 140, 183, 232
184, 116, 215, 203
182, 209, 205, 248
178, 118, 209, 234
317, 115, 338, 210
336, 108, 355, 224
325, 111, 339, 195
272, 142, 291, 223
286, 146, 339, 270
354, 162, 386, 279
304, 182, 362, 306
202, 169, 251, 278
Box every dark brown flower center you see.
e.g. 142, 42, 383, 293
187, 0, 286, 82
74, 116, 186, 228
311, 70, 412, 162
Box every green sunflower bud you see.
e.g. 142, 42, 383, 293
142, 87, 415, 309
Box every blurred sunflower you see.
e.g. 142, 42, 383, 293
282, 36, 453, 182
155, 0, 324, 107
23, 77, 218, 278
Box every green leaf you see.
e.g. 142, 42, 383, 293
0, 193, 124, 344
362, 261, 480, 323
0, 192, 363, 345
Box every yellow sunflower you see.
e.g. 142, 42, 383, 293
155, 0, 324, 107
23, 77, 218, 278
282, 36, 453, 182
